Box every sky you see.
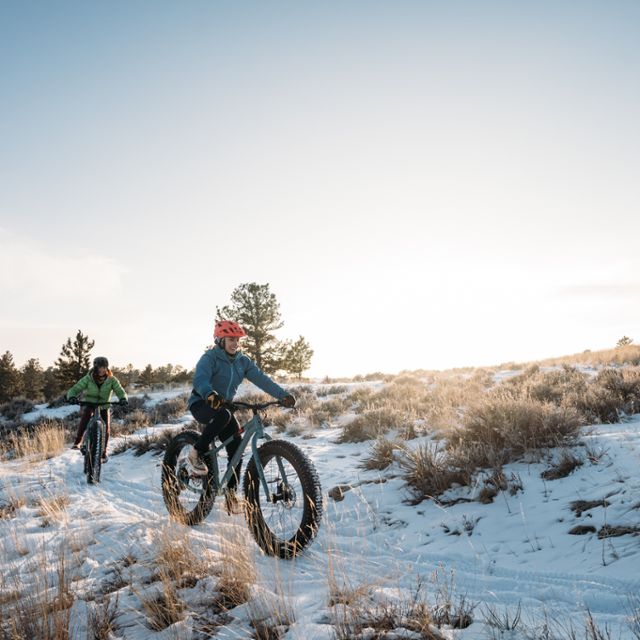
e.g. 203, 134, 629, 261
1, 1, 639, 378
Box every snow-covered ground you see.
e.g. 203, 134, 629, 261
2, 381, 640, 639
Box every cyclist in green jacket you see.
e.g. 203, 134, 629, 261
66, 356, 128, 461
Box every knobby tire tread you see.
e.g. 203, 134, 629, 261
162, 430, 215, 526
243, 439, 323, 558
86, 420, 103, 484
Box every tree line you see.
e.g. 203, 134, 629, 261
0, 337, 194, 404
0, 282, 313, 404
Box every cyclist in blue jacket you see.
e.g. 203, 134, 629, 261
188, 320, 295, 510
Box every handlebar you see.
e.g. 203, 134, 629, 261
66, 400, 124, 407
227, 400, 285, 412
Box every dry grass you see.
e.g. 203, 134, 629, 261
37, 493, 70, 527
329, 566, 443, 640
111, 408, 150, 437
87, 594, 120, 640
339, 373, 488, 443
0, 540, 76, 640
540, 449, 584, 480
399, 444, 471, 505
152, 526, 213, 587
1, 422, 67, 461
361, 438, 406, 471
430, 566, 475, 629
483, 602, 522, 638
340, 407, 416, 443
0, 397, 36, 420
214, 529, 256, 611
357, 363, 640, 502
140, 574, 185, 631
152, 395, 189, 423
457, 395, 583, 460
111, 428, 180, 457
0, 495, 26, 520
539, 344, 640, 368
248, 580, 296, 640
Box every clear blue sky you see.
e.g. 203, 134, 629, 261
1, 1, 639, 377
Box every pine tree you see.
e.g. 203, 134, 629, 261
217, 283, 285, 374
616, 336, 633, 348
139, 364, 155, 387
0, 351, 22, 403
43, 366, 64, 402
21, 358, 45, 401
112, 363, 138, 387
55, 330, 95, 390
283, 336, 314, 380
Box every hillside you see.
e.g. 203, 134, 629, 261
1, 365, 640, 639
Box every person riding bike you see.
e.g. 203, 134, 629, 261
188, 320, 295, 511
66, 356, 128, 462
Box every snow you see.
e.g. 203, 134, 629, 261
2, 379, 640, 638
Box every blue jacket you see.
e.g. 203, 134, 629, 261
188, 346, 288, 408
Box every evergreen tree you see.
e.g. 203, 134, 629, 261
55, 330, 95, 390
616, 336, 633, 348
171, 365, 192, 384
0, 351, 22, 402
112, 363, 138, 387
139, 364, 155, 387
43, 366, 64, 402
154, 364, 174, 384
283, 336, 314, 380
217, 283, 285, 374
21, 358, 45, 401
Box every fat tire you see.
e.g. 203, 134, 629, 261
243, 439, 323, 558
162, 430, 215, 526
85, 420, 103, 484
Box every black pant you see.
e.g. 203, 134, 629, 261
74, 407, 110, 449
190, 400, 242, 490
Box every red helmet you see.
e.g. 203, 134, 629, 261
214, 320, 247, 338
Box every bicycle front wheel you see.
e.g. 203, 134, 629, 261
243, 439, 323, 558
161, 430, 216, 526
85, 419, 104, 485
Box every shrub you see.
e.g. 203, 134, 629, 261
316, 385, 349, 397
0, 397, 36, 420
339, 407, 415, 443
308, 397, 352, 428
111, 429, 180, 457
1, 421, 68, 460
399, 444, 469, 504
361, 438, 405, 471
457, 395, 583, 462
152, 396, 188, 423
111, 395, 148, 420
111, 409, 151, 437
541, 450, 584, 480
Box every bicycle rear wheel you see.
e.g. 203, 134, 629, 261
161, 430, 216, 526
243, 439, 323, 558
85, 418, 104, 484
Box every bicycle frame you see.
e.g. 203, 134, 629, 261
202, 404, 286, 502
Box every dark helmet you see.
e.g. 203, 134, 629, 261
93, 356, 109, 369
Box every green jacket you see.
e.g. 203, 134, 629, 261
66, 370, 127, 407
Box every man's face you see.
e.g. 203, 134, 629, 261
224, 337, 240, 355
96, 366, 108, 376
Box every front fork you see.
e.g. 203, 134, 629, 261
250, 432, 289, 504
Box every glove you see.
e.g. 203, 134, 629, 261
67, 396, 79, 404
281, 394, 296, 408
119, 398, 129, 407
206, 391, 223, 410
